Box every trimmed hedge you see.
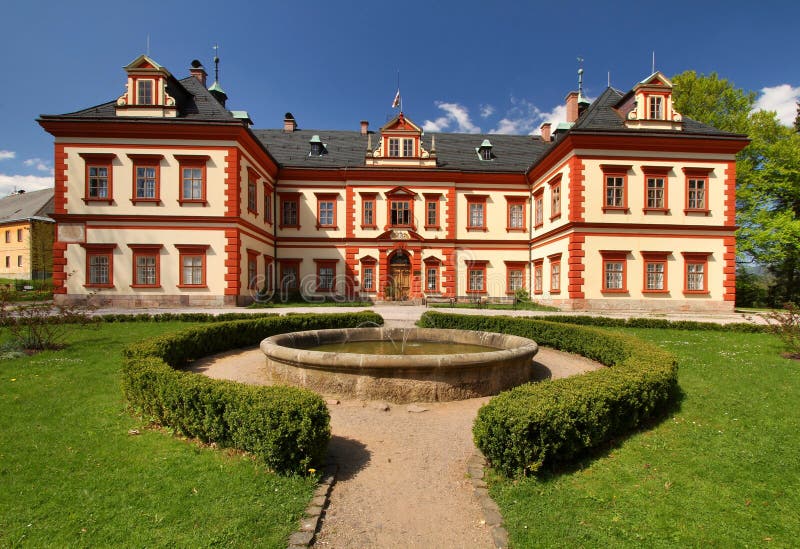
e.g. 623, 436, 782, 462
0, 311, 279, 327
522, 314, 766, 333
418, 311, 678, 477
122, 311, 383, 474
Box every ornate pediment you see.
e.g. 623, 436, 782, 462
365, 112, 437, 167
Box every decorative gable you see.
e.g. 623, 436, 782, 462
620, 71, 682, 131
115, 55, 177, 118
366, 113, 436, 167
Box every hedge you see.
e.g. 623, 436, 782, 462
0, 310, 280, 327
418, 311, 678, 477
521, 314, 766, 333
122, 311, 383, 474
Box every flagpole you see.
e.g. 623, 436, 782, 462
397, 69, 402, 112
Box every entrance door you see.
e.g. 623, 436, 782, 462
388, 251, 411, 301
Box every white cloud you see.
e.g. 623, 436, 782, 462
480, 104, 495, 118
490, 97, 544, 135
24, 158, 52, 173
0, 150, 15, 161
0, 173, 54, 196
535, 104, 568, 134
754, 84, 800, 126
422, 102, 481, 133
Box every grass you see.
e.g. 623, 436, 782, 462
490, 328, 800, 548
428, 301, 559, 312
247, 299, 374, 308
0, 322, 315, 547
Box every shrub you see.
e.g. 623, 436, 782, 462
418, 311, 678, 477
122, 311, 383, 474
0, 289, 93, 350
518, 314, 765, 333
763, 302, 800, 358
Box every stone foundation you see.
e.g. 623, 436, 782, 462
540, 298, 735, 314
54, 293, 237, 308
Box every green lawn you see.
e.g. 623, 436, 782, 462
0, 322, 315, 547
491, 328, 800, 548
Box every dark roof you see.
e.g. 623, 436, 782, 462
253, 129, 550, 173
0, 189, 54, 224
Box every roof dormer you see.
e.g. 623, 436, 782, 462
115, 55, 177, 118
620, 71, 682, 131
366, 113, 436, 167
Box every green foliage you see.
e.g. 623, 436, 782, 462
672, 71, 755, 134
762, 302, 800, 358
514, 287, 530, 302
122, 311, 383, 474
0, 289, 93, 349
418, 312, 678, 476
735, 266, 770, 308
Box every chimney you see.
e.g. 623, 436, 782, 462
539, 122, 551, 143
283, 112, 297, 132
189, 59, 207, 86
565, 91, 579, 123
360, 120, 369, 135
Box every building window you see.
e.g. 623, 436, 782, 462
390, 200, 411, 227
549, 176, 562, 220
466, 261, 487, 293
683, 167, 713, 213
309, 135, 326, 156
682, 252, 710, 294
129, 244, 161, 288
533, 260, 543, 294
601, 165, 631, 212
601, 251, 629, 293
16, 229, 22, 242
264, 187, 272, 223
534, 191, 544, 228
642, 252, 669, 293
549, 253, 562, 293
247, 251, 258, 290
424, 194, 440, 229
279, 194, 300, 229
649, 96, 663, 119
361, 194, 377, 228
505, 261, 526, 294
263, 256, 274, 291
315, 260, 337, 291
362, 266, 374, 291
315, 193, 338, 229
467, 196, 487, 231
128, 154, 162, 203
4, 256, 8, 268
643, 166, 670, 212
4, 230, 9, 243
17, 256, 22, 268
176, 155, 209, 205
279, 260, 301, 291
389, 138, 400, 157
82, 243, 116, 288
80, 153, 116, 204
137, 79, 154, 105
403, 138, 414, 157
247, 178, 258, 214
176, 245, 208, 288
424, 258, 441, 293
506, 196, 526, 232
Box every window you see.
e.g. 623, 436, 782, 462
80, 153, 116, 204
137, 79, 154, 105
176, 155, 209, 205
533, 260, 543, 294
505, 261, 526, 294
403, 138, 414, 157
128, 244, 161, 288
360, 256, 377, 293
279, 193, 300, 229
466, 261, 487, 293
642, 252, 669, 293
683, 167, 712, 213
82, 243, 116, 288
128, 154, 162, 203
649, 96, 663, 119
3, 256, 8, 268
16, 229, 22, 242
247, 178, 258, 214
601, 251, 629, 293
682, 252, 710, 294
424, 194, 440, 229
390, 200, 411, 227
549, 176, 562, 220
467, 196, 487, 231
4, 230, 9, 243
264, 187, 273, 223
309, 135, 326, 156
601, 165, 631, 212
247, 251, 258, 290
477, 139, 494, 161
315, 260, 337, 291
279, 259, 301, 291
549, 253, 562, 294
263, 256, 274, 291
534, 190, 544, 228
389, 138, 400, 157
643, 166, 670, 212
315, 193, 338, 229
361, 193, 377, 228
17, 256, 22, 268
424, 257, 441, 293
506, 196, 526, 232
176, 244, 208, 288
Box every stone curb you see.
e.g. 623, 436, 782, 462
287, 462, 338, 549
467, 451, 509, 549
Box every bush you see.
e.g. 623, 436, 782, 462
763, 303, 800, 358
519, 314, 765, 333
122, 311, 383, 474
418, 311, 678, 476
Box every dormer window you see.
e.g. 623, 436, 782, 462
649, 96, 663, 119
137, 80, 154, 105
309, 135, 326, 157
477, 139, 494, 161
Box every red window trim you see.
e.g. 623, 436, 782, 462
641, 251, 670, 294
175, 155, 210, 206
642, 165, 671, 214
505, 195, 528, 232
127, 243, 163, 288
278, 192, 301, 229
547, 253, 562, 294
384, 188, 417, 230
134, 77, 156, 105
263, 182, 274, 224
423, 193, 442, 230
466, 195, 489, 232
682, 167, 713, 215
247, 178, 258, 216
80, 242, 116, 288
175, 244, 209, 288
600, 164, 632, 213
314, 192, 340, 230
278, 258, 302, 290
600, 250, 630, 293
360, 192, 378, 229
314, 258, 338, 292
246, 249, 259, 290
465, 260, 488, 294
423, 256, 442, 294
532, 189, 545, 229
359, 255, 377, 293
504, 260, 527, 295
127, 154, 163, 205
548, 175, 563, 221
79, 153, 116, 204
681, 251, 711, 295
532, 259, 544, 295
263, 255, 274, 290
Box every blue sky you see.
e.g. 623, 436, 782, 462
1, 0, 798, 195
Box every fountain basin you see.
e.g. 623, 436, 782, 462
260, 327, 538, 403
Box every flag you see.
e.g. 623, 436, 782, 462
392, 89, 401, 109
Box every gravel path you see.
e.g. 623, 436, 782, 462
192, 346, 601, 548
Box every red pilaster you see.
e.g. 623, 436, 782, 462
442, 248, 456, 297
724, 161, 737, 227
345, 185, 355, 238
224, 148, 241, 217
54, 144, 68, 214
723, 236, 736, 301
410, 246, 422, 298
567, 233, 585, 299
224, 228, 241, 296
345, 246, 358, 295
445, 187, 457, 240
378, 247, 389, 298
52, 240, 67, 294
568, 156, 585, 222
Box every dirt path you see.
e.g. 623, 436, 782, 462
192, 347, 602, 548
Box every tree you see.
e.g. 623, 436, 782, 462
673, 71, 800, 306
795, 101, 800, 132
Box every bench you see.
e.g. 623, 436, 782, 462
425, 295, 454, 307
483, 296, 518, 309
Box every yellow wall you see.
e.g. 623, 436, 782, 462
0, 222, 31, 279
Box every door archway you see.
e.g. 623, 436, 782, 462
387, 250, 411, 300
